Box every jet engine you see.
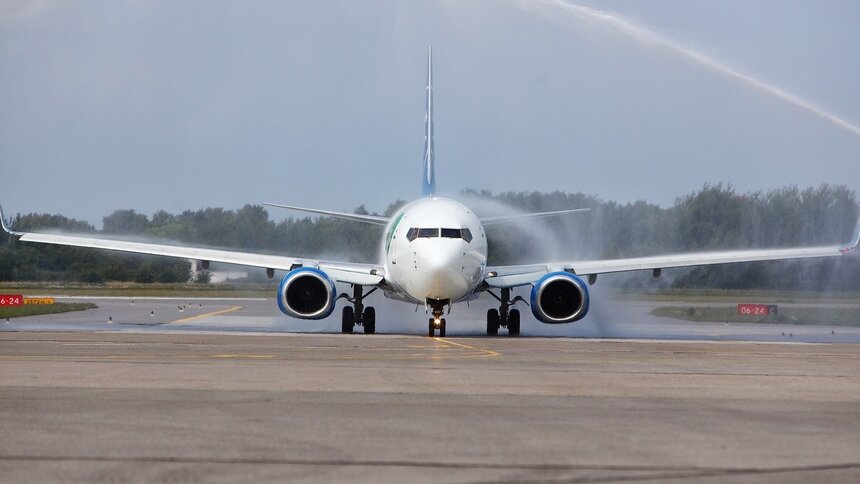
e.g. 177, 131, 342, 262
277, 267, 337, 319
530, 271, 590, 324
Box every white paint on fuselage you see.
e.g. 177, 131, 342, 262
384, 198, 487, 304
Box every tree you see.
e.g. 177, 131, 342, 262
194, 270, 212, 284
103, 210, 149, 234
0, 184, 856, 289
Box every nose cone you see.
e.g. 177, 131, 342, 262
426, 266, 467, 298
413, 241, 472, 301
423, 241, 462, 270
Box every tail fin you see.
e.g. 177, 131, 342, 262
421, 46, 435, 197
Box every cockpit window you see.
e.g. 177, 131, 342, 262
406, 227, 473, 243
460, 228, 473, 243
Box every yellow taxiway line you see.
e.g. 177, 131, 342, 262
0, 333, 501, 362
171, 305, 243, 324
434, 337, 501, 358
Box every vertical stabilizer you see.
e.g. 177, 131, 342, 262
421, 46, 436, 197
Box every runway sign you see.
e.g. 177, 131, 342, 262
24, 297, 55, 305
738, 304, 778, 316
0, 295, 23, 306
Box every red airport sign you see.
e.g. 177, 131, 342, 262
0, 295, 23, 307
738, 304, 778, 316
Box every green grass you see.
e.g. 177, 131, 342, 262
616, 289, 860, 305
0, 282, 274, 298
0, 302, 98, 319
651, 306, 860, 327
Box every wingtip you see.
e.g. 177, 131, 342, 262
0, 204, 22, 236
845, 217, 860, 252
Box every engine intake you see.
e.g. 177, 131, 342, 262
277, 267, 337, 319
530, 271, 590, 324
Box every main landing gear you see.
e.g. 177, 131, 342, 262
427, 299, 448, 337
339, 285, 377, 334
486, 287, 526, 336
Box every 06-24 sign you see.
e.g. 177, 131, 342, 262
0, 295, 23, 307
738, 304, 778, 316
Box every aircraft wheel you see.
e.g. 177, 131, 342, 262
342, 306, 354, 334
364, 307, 376, 334
439, 318, 446, 338
508, 309, 520, 336
428, 318, 435, 337
487, 309, 499, 336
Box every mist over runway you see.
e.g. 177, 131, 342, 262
5, 295, 860, 343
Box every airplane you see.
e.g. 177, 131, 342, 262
2, 47, 859, 337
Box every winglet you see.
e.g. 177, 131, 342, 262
421, 45, 435, 198
0, 205, 23, 236
842, 217, 860, 253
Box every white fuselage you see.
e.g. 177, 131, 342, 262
383, 198, 487, 304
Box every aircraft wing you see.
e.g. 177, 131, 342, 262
265, 203, 591, 227
0, 209, 383, 286
479, 208, 590, 226
484, 218, 860, 288
264, 203, 390, 225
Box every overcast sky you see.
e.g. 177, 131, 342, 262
2, 0, 859, 225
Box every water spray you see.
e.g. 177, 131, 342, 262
513, 0, 860, 139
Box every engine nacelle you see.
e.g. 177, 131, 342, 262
530, 271, 590, 324
277, 267, 337, 320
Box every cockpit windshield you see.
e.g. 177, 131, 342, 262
416, 228, 438, 238
407, 227, 473, 243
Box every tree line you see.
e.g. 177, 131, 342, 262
1, 183, 858, 290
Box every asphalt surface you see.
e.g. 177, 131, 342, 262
2, 298, 860, 482
4, 295, 860, 342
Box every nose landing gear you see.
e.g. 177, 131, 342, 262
426, 299, 449, 337
428, 316, 446, 337
487, 287, 526, 336
338, 285, 377, 334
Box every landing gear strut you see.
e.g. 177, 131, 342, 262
338, 285, 377, 334
487, 287, 526, 336
427, 300, 448, 337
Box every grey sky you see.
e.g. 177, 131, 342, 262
2, 0, 858, 225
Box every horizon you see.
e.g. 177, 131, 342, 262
6, 182, 856, 235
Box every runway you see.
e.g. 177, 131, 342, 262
2, 298, 860, 482
5, 295, 860, 342
2, 331, 860, 482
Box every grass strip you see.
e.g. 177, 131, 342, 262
617, 289, 860, 305
0, 303, 98, 319
651, 306, 860, 327
0, 282, 273, 298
